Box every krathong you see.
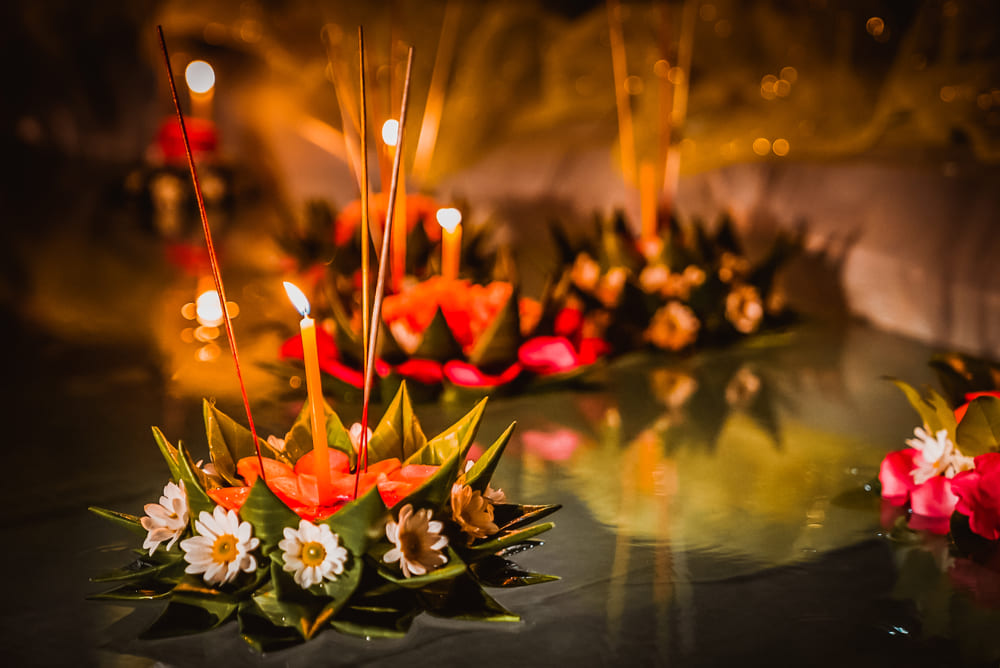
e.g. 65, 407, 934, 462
89, 384, 560, 649
276, 275, 609, 401
548, 211, 800, 355
876, 372, 1000, 540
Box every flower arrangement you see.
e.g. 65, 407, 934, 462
548, 211, 800, 355
89, 384, 560, 650
275, 275, 609, 401
877, 376, 1000, 540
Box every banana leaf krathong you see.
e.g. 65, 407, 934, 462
90, 384, 560, 651
548, 210, 802, 355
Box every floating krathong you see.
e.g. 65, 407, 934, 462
89, 384, 560, 649
276, 275, 609, 401
548, 210, 800, 355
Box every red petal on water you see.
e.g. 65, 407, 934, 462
444, 360, 523, 387
519, 336, 579, 374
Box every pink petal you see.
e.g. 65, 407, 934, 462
910, 475, 959, 519
907, 512, 952, 535
318, 358, 364, 388
518, 336, 579, 374
394, 358, 444, 384
443, 361, 522, 387
878, 448, 919, 502
521, 429, 581, 461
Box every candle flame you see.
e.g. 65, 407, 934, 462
196, 290, 225, 327
436, 207, 462, 233
381, 119, 399, 147
283, 281, 311, 317
185, 60, 216, 94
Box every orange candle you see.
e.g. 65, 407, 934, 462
436, 207, 462, 280
283, 282, 331, 501
639, 161, 657, 242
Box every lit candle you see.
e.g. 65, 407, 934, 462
185, 60, 215, 120
283, 281, 331, 501
436, 207, 462, 280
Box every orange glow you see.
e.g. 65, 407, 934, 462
196, 290, 224, 327
752, 138, 771, 156
772, 138, 790, 156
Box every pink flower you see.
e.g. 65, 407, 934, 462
443, 361, 522, 388
951, 452, 1000, 540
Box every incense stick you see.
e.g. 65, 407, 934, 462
156, 26, 265, 476
358, 25, 372, 432
355, 45, 414, 498
606, 0, 637, 187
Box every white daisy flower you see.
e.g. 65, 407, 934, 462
383, 504, 448, 577
278, 519, 349, 589
180, 506, 259, 586
348, 422, 373, 452
907, 426, 974, 485
140, 480, 189, 555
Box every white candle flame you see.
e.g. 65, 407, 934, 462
185, 60, 216, 94
283, 281, 311, 317
436, 207, 462, 233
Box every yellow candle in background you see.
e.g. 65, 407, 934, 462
437, 207, 462, 280
639, 161, 657, 242
283, 282, 331, 501
382, 119, 407, 290
185, 60, 215, 120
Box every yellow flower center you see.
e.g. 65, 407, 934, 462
211, 534, 238, 564
301, 541, 327, 567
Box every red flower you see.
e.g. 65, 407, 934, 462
954, 391, 1000, 423
951, 452, 1000, 540
155, 117, 218, 164
878, 446, 960, 531
334, 193, 442, 245
444, 360, 522, 388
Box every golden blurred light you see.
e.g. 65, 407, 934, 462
760, 74, 776, 100
180, 328, 195, 343
752, 137, 771, 156
940, 85, 957, 103
239, 19, 262, 43
780, 66, 798, 84
679, 137, 696, 153
865, 17, 885, 37
196, 342, 221, 362
289, 375, 303, 389
381, 119, 400, 147
196, 290, 224, 327
653, 59, 670, 78
283, 281, 311, 317
624, 75, 644, 95
714, 20, 732, 38
667, 67, 684, 85
435, 207, 462, 233
194, 325, 220, 342
181, 302, 197, 320
185, 61, 215, 94
699, 3, 717, 21
772, 138, 790, 156
774, 79, 792, 97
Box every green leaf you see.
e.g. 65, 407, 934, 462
421, 574, 520, 622
414, 308, 464, 361
492, 503, 562, 534
91, 555, 181, 583
204, 400, 287, 485
322, 484, 386, 555
465, 422, 516, 494
377, 546, 468, 589
237, 599, 305, 652
176, 443, 215, 520
891, 379, 956, 440
470, 555, 560, 588
151, 426, 182, 481
239, 478, 300, 554
467, 522, 555, 555
88, 580, 176, 601
283, 397, 356, 468
398, 442, 466, 511
955, 396, 1000, 456
88, 506, 146, 537
140, 597, 237, 639
468, 291, 522, 372
367, 383, 427, 464
407, 397, 487, 466
330, 600, 420, 638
